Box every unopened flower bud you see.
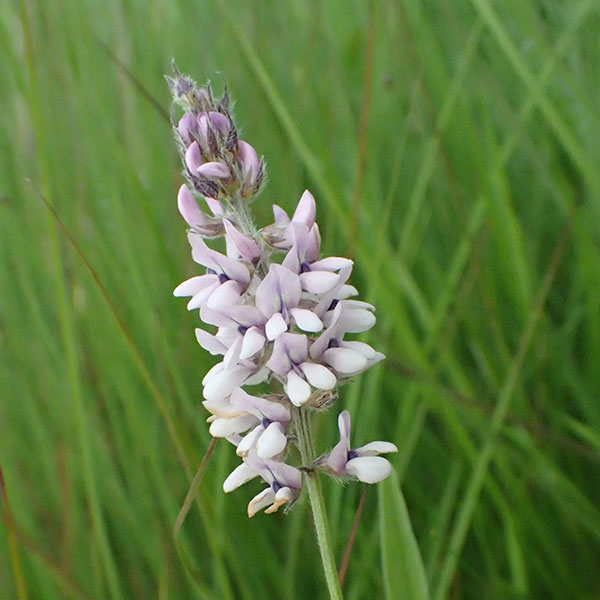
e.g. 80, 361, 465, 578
178, 112, 197, 146
185, 141, 203, 173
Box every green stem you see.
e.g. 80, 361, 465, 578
295, 408, 344, 600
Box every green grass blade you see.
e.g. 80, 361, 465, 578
379, 470, 430, 600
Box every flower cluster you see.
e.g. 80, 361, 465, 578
169, 71, 397, 517
166, 67, 264, 236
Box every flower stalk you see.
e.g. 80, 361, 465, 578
295, 407, 344, 600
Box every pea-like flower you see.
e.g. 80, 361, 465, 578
323, 411, 398, 483
223, 451, 302, 517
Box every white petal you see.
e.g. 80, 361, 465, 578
323, 348, 368, 374
215, 328, 238, 348
202, 361, 224, 386
336, 284, 358, 299
355, 441, 399, 456
368, 352, 386, 367
344, 300, 375, 311
265, 312, 288, 340
209, 414, 258, 437
342, 308, 376, 333
202, 366, 249, 402
285, 371, 311, 406
206, 280, 242, 309
223, 336, 243, 369
195, 329, 227, 356
239, 327, 266, 360
187, 281, 219, 310
236, 425, 264, 456
223, 462, 258, 492
226, 434, 242, 447
264, 487, 294, 514
310, 257, 353, 271
247, 488, 275, 518
290, 308, 323, 332
256, 422, 287, 458
299, 271, 339, 294
346, 456, 392, 484
291, 189, 316, 228
340, 340, 377, 359
244, 367, 269, 386
202, 398, 243, 418
299, 362, 337, 390
173, 275, 216, 297
273, 204, 290, 226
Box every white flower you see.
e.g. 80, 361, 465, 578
324, 411, 397, 484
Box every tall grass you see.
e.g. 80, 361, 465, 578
1, 0, 599, 598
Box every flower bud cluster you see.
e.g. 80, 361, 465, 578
170, 72, 397, 517
166, 68, 265, 235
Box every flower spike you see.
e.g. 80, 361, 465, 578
169, 69, 396, 522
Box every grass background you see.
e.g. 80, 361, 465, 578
1, 0, 600, 598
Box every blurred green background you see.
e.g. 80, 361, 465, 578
2, 0, 600, 598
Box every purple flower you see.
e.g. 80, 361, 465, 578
255, 264, 323, 340
237, 140, 262, 197
223, 450, 302, 517
197, 111, 230, 148
177, 184, 224, 237
173, 232, 251, 310
223, 219, 261, 262
324, 411, 397, 483
205, 389, 290, 459
196, 305, 267, 367
184, 141, 203, 173
310, 302, 384, 375
261, 190, 319, 250
178, 112, 198, 145
266, 333, 336, 406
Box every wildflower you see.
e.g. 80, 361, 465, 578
176, 184, 224, 237
266, 333, 337, 406
205, 389, 290, 459
323, 411, 398, 484
223, 450, 302, 517
167, 69, 264, 202
310, 302, 385, 375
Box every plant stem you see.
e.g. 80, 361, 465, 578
295, 407, 344, 600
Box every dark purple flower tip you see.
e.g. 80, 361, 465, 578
347, 449, 359, 460
328, 338, 340, 349
271, 480, 282, 493
218, 272, 230, 284
299, 262, 311, 273
261, 417, 272, 429
206, 267, 217, 275
328, 299, 339, 311
237, 324, 248, 335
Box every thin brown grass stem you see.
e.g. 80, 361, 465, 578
173, 437, 218, 540
94, 35, 170, 123
0, 465, 29, 600
338, 485, 368, 588
37, 190, 193, 480
346, 1, 376, 258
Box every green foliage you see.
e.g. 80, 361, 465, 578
1, 0, 599, 598
379, 472, 430, 600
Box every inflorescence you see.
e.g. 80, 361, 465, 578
167, 68, 397, 517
